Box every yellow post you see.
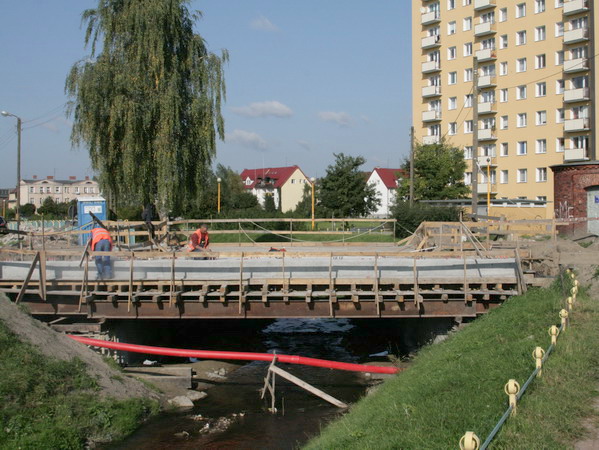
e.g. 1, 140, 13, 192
217, 177, 222, 214
310, 177, 316, 231
459, 432, 480, 450
504, 379, 520, 416
549, 325, 559, 345
559, 309, 569, 331
532, 346, 545, 377
486, 158, 491, 215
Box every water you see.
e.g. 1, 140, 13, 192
112, 318, 452, 449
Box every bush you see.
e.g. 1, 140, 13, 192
392, 201, 462, 238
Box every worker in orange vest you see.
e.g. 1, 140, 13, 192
187, 224, 210, 257
91, 226, 113, 278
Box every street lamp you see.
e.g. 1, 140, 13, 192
310, 177, 316, 231
217, 177, 222, 214
1, 110, 22, 239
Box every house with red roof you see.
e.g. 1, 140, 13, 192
367, 168, 407, 217
240, 165, 310, 212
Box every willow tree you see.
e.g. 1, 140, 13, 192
65, 0, 227, 216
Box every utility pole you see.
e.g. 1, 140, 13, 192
409, 126, 415, 206
470, 57, 479, 219
1, 111, 22, 239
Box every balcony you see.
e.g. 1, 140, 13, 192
422, 110, 442, 122
478, 156, 497, 167
478, 128, 497, 141
422, 60, 441, 73
478, 75, 497, 88
474, 0, 496, 11
421, 11, 441, 25
564, 147, 590, 161
475, 48, 497, 62
478, 183, 498, 194
563, 27, 589, 44
564, 58, 589, 73
564, 118, 590, 132
422, 85, 441, 98
564, 87, 590, 103
421, 34, 441, 49
478, 102, 497, 114
422, 136, 440, 145
563, 0, 589, 15
474, 21, 496, 37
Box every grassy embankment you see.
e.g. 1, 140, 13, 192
0, 321, 158, 449
306, 279, 599, 449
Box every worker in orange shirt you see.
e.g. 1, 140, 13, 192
187, 224, 210, 258
91, 226, 113, 278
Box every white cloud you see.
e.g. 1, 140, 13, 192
231, 101, 293, 118
297, 140, 311, 151
226, 129, 268, 151
360, 114, 371, 124
250, 15, 280, 32
317, 111, 353, 127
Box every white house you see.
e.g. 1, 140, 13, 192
240, 166, 310, 212
367, 168, 406, 217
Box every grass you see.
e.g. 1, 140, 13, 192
305, 279, 599, 449
0, 322, 159, 449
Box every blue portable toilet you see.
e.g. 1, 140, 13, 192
77, 196, 107, 245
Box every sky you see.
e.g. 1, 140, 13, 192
0, 1, 412, 186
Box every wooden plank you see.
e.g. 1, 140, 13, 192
78, 255, 89, 312
128, 253, 134, 312
169, 251, 176, 307
38, 250, 47, 300
269, 365, 348, 408
15, 252, 40, 304
374, 253, 380, 316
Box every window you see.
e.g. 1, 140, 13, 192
500, 62, 508, 75
555, 51, 564, 65
517, 141, 528, 155
536, 54, 546, 69
556, 79, 565, 94
449, 97, 457, 110
517, 169, 528, 183
556, 137, 565, 152
517, 113, 527, 127
517, 85, 527, 100
480, 64, 495, 77
465, 172, 472, 186
463, 17, 472, 31
500, 35, 508, 49
29, 187, 34, 193
430, 100, 441, 112
464, 68, 473, 82
448, 0, 455, 10
448, 21, 456, 35
463, 0, 472, 5
535, 26, 546, 41
481, 37, 495, 50
464, 42, 472, 57
516, 3, 526, 18
556, 108, 564, 123
536, 168, 548, 182
429, 124, 441, 136
500, 170, 509, 184
465, 120, 473, 133
500, 143, 509, 156
571, 46, 588, 60
481, 117, 495, 130
500, 89, 508, 103
448, 46, 457, 60
572, 105, 589, 119
448, 122, 457, 135
571, 75, 589, 89
448, 72, 457, 85
500, 115, 508, 129
535, 0, 545, 13
536, 82, 546, 97
536, 139, 547, 154
45, 187, 51, 193
465, 94, 473, 107
429, 50, 440, 63
464, 146, 473, 160
75, 187, 80, 194
83, 187, 89, 194
571, 135, 590, 151
54, 186, 60, 193
64, 187, 69, 193
555, 22, 564, 37
571, 17, 588, 30
516, 31, 527, 46
499, 8, 507, 22
556, 0, 564, 7
517, 58, 527, 72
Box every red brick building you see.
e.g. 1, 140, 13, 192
551, 162, 599, 236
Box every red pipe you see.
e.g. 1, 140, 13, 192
68, 335, 400, 375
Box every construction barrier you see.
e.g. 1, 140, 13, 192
459, 269, 579, 450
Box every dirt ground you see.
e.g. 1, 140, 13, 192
0, 293, 159, 401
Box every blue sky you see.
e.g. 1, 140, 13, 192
0, 1, 411, 186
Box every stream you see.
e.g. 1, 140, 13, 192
111, 317, 453, 449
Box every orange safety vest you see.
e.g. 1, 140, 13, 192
91, 227, 113, 251
187, 229, 210, 251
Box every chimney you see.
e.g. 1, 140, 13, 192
47, 176, 54, 180
32, 175, 37, 180
69, 176, 76, 180
85, 176, 90, 181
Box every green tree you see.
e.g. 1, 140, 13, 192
65, 0, 228, 217
20, 203, 36, 217
319, 153, 380, 217
263, 194, 277, 213
398, 142, 470, 201
293, 183, 313, 217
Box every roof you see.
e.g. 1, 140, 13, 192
21, 179, 98, 185
371, 168, 407, 189
240, 165, 307, 189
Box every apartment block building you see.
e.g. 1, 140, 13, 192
413, 0, 597, 218
19, 175, 100, 206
